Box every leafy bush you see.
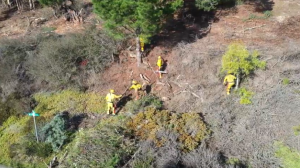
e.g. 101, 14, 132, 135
283, 78, 290, 85
124, 94, 163, 113
275, 141, 300, 168
264, 10, 272, 18
0, 116, 31, 165
34, 90, 106, 117
60, 114, 135, 167
195, 0, 234, 11
293, 125, 300, 136
221, 42, 266, 88
238, 87, 254, 105
127, 108, 209, 151
40, 113, 69, 151
24, 141, 52, 158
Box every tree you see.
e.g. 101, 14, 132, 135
221, 42, 266, 89
40, 112, 69, 152
92, 0, 183, 66
195, 0, 234, 11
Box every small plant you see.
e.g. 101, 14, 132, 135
235, 0, 244, 5
275, 141, 300, 168
282, 78, 290, 85
293, 125, 300, 136
263, 10, 272, 18
238, 87, 254, 105
41, 26, 56, 32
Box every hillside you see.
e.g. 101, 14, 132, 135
0, 0, 300, 167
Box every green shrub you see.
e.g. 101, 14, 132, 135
282, 78, 290, 85
195, 0, 235, 11
275, 141, 300, 168
124, 94, 163, 113
24, 141, 52, 158
263, 10, 272, 18
293, 125, 300, 136
40, 113, 69, 152
238, 87, 254, 105
127, 109, 209, 151
60, 114, 135, 168
33, 90, 106, 116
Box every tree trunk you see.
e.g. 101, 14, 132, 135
135, 36, 141, 67
235, 73, 240, 90
29, 0, 35, 10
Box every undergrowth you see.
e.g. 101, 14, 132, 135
124, 94, 163, 113
237, 87, 254, 105
127, 108, 209, 151
275, 141, 300, 168
34, 89, 106, 117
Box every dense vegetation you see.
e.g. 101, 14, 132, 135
0, 0, 300, 168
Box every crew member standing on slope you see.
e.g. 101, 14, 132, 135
223, 72, 236, 95
105, 89, 122, 115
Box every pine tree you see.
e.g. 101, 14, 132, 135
221, 42, 266, 89
41, 112, 69, 151
92, 0, 183, 66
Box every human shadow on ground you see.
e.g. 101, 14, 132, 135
115, 94, 132, 114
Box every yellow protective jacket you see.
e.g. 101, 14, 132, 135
223, 74, 236, 84
157, 58, 163, 67
130, 84, 142, 91
105, 93, 122, 103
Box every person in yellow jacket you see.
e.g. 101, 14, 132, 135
223, 73, 236, 95
130, 80, 142, 100
105, 89, 122, 115
157, 56, 164, 78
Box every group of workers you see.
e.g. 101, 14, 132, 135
106, 56, 164, 115
106, 54, 238, 115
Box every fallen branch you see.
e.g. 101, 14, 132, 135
242, 24, 266, 32
174, 90, 200, 98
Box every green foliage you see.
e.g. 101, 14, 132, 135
41, 113, 69, 151
235, 0, 244, 5
221, 42, 266, 76
124, 94, 163, 113
195, 0, 234, 11
283, 78, 290, 85
24, 141, 52, 158
243, 11, 272, 21
0, 93, 30, 125
38, 0, 63, 6
127, 109, 209, 151
92, 0, 183, 41
238, 87, 254, 105
264, 10, 272, 18
41, 26, 56, 32
60, 114, 135, 168
275, 141, 300, 168
0, 116, 32, 165
132, 154, 154, 168
293, 125, 300, 136
34, 90, 106, 117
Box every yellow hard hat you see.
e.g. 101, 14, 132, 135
158, 56, 161, 59
110, 89, 114, 93
132, 80, 137, 84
